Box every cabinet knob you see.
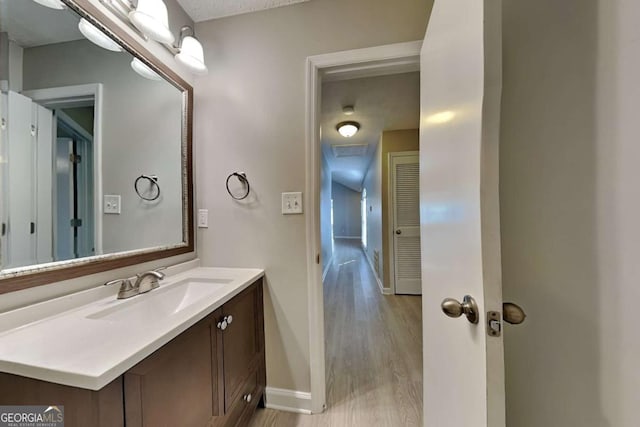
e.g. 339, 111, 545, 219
243, 393, 252, 403
226, 315, 233, 325
217, 319, 228, 331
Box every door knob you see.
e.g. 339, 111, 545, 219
441, 295, 479, 324
395, 229, 402, 235
503, 302, 526, 325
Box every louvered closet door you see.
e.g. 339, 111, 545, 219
391, 153, 422, 295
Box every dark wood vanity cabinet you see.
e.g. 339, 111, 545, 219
0, 278, 265, 427
125, 277, 265, 427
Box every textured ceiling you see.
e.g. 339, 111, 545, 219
321, 72, 420, 191
176, 0, 310, 22
0, 0, 82, 48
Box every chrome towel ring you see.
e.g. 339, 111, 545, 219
226, 172, 250, 200
134, 174, 161, 201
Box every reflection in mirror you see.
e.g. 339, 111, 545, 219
0, 0, 186, 272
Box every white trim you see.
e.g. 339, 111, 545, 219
264, 387, 312, 415
362, 245, 390, 295
334, 236, 361, 240
23, 84, 104, 256
305, 41, 422, 414
322, 254, 333, 282
387, 150, 420, 295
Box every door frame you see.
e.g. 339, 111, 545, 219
387, 150, 420, 295
23, 83, 104, 256
305, 41, 422, 413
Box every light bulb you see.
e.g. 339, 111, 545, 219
32, 0, 65, 10
175, 36, 208, 75
131, 58, 162, 81
129, 0, 175, 44
78, 18, 123, 52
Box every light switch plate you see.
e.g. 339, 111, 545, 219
282, 192, 303, 214
104, 195, 121, 214
197, 209, 209, 228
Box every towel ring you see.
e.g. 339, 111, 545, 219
226, 172, 250, 200
134, 174, 161, 201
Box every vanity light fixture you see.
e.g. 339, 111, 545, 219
337, 121, 360, 138
100, 1, 209, 74
174, 26, 208, 75
78, 18, 124, 52
32, 0, 65, 10
128, 0, 175, 44
130, 57, 162, 81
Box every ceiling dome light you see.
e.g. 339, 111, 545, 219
78, 18, 123, 52
32, 0, 65, 10
175, 35, 208, 75
337, 121, 360, 138
131, 58, 162, 81
129, 0, 175, 44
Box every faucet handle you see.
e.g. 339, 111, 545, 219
105, 278, 125, 287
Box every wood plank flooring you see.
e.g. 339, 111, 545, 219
249, 239, 422, 426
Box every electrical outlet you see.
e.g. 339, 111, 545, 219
104, 195, 121, 214
282, 192, 303, 214
198, 209, 208, 228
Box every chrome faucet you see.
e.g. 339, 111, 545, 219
104, 267, 166, 299
134, 269, 166, 294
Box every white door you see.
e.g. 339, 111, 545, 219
7, 91, 37, 268
420, 0, 505, 426
391, 152, 422, 295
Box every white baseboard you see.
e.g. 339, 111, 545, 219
334, 236, 361, 240
264, 387, 312, 414
361, 247, 392, 295
322, 254, 333, 282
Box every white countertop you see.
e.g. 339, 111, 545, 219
0, 266, 264, 390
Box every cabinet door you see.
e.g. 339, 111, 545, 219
124, 311, 221, 427
221, 279, 263, 412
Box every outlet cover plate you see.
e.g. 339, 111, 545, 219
282, 192, 303, 214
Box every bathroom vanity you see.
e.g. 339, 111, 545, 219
0, 267, 265, 427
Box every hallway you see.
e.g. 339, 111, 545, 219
250, 239, 422, 426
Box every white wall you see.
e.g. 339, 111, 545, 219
193, 0, 431, 394
331, 181, 361, 238
362, 138, 383, 282
501, 0, 639, 425
320, 152, 332, 273
22, 39, 183, 254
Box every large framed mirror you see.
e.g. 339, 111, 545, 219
0, 0, 194, 293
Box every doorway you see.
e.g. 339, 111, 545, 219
55, 109, 95, 261
308, 41, 423, 414
23, 83, 103, 258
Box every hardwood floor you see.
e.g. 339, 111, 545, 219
249, 239, 422, 426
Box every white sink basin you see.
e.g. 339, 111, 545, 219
86, 278, 233, 323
